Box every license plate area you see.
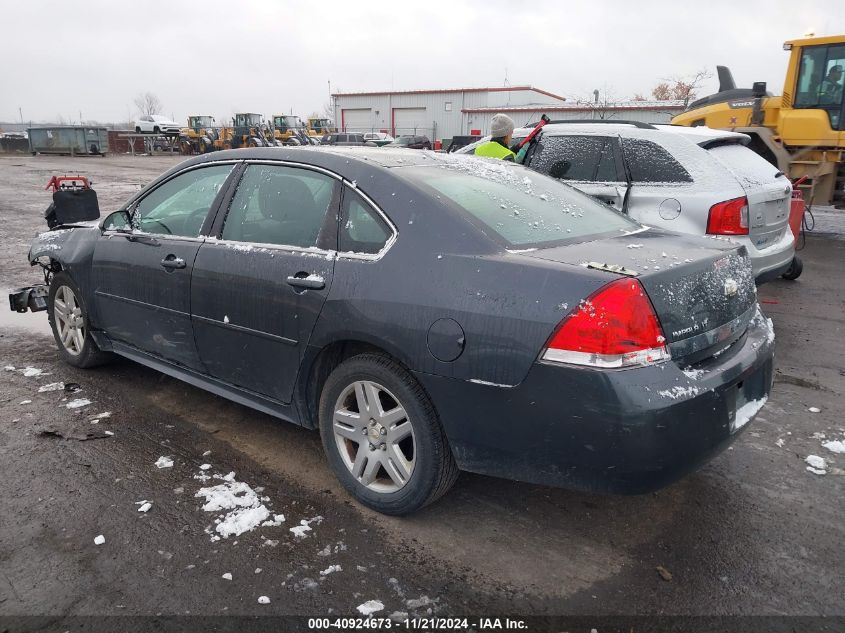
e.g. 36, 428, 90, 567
728, 363, 771, 434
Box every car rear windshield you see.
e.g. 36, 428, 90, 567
398, 163, 640, 248
706, 143, 785, 190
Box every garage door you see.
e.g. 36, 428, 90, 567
341, 108, 372, 133
392, 108, 428, 136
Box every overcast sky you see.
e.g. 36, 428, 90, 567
1, 0, 843, 125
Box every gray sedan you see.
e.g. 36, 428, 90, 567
11, 148, 775, 514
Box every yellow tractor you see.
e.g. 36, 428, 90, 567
672, 35, 845, 205
307, 117, 335, 138
180, 115, 218, 154
215, 113, 274, 150
272, 114, 307, 144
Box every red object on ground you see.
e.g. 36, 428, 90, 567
434, 140, 442, 150
760, 299, 780, 305
788, 186, 805, 245
45, 175, 90, 192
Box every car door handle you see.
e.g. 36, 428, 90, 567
286, 274, 325, 290
160, 255, 186, 270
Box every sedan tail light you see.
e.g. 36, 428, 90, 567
542, 278, 670, 369
707, 197, 749, 235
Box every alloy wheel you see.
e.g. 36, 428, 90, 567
333, 380, 416, 493
53, 285, 85, 356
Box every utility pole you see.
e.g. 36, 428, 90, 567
19, 107, 23, 125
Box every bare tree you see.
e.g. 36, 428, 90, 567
569, 88, 620, 120
133, 92, 162, 116
322, 100, 334, 120
650, 69, 712, 104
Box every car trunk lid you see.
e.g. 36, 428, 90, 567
707, 143, 791, 250
524, 229, 757, 360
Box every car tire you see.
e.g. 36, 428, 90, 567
318, 353, 459, 515
781, 256, 803, 281
48, 271, 112, 368
153, 126, 160, 134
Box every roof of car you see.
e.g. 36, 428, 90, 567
515, 122, 750, 147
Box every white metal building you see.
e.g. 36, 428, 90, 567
331, 86, 686, 142
331, 86, 568, 141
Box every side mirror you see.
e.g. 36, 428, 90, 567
102, 209, 131, 231
752, 81, 767, 98
548, 160, 571, 180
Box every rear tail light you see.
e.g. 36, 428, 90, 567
542, 278, 670, 368
707, 197, 749, 235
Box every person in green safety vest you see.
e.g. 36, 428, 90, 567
474, 113, 528, 163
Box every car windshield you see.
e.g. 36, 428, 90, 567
189, 117, 213, 128
392, 137, 412, 146
397, 162, 640, 248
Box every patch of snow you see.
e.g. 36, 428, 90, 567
657, 385, 701, 400
21, 367, 46, 377
155, 456, 174, 469
626, 243, 644, 249
822, 439, 845, 454
468, 379, 514, 388
223, 315, 230, 324
808, 406, 820, 413
805, 455, 827, 475
290, 516, 323, 539
222, 572, 232, 580
38, 382, 65, 392
91, 411, 112, 420
257, 596, 270, 604
406, 595, 437, 610
195, 471, 284, 540
681, 368, 706, 380
357, 600, 384, 616
202, 450, 211, 457
255, 568, 262, 574
94, 535, 105, 545
320, 564, 341, 576
3, 365, 15, 371
66, 398, 91, 409
104, 430, 114, 436
199, 464, 212, 470
137, 502, 152, 513
261, 514, 285, 527
19, 400, 32, 405
733, 396, 768, 431
775, 438, 785, 448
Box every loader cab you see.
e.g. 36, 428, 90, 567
273, 115, 303, 133
234, 113, 263, 130
188, 116, 214, 131
791, 42, 845, 130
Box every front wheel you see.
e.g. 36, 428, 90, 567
319, 354, 458, 515
48, 272, 112, 368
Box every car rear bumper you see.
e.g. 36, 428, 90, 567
415, 306, 775, 494
740, 230, 794, 282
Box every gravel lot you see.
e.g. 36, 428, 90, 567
1, 154, 843, 627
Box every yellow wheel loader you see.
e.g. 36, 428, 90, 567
672, 35, 845, 205
179, 115, 218, 155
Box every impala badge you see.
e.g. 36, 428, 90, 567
724, 278, 738, 297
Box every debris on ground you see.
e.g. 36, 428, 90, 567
65, 398, 91, 409
136, 501, 152, 513
320, 564, 342, 576
357, 600, 384, 615
38, 382, 64, 392
94, 535, 105, 545
155, 456, 174, 469
222, 572, 232, 580
808, 407, 821, 413
38, 428, 113, 441
656, 565, 673, 581
805, 455, 827, 475
257, 596, 270, 604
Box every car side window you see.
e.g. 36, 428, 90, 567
621, 138, 693, 183
221, 164, 336, 248
132, 164, 233, 237
595, 141, 618, 182
339, 189, 391, 255
529, 135, 609, 182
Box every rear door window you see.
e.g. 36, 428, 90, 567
221, 164, 337, 248
529, 135, 617, 182
621, 138, 693, 183
339, 189, 392, 254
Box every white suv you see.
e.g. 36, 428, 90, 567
463, 122, 797, 282
134, 115, 181, 135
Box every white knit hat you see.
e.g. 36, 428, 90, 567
490, 113, 515, 138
